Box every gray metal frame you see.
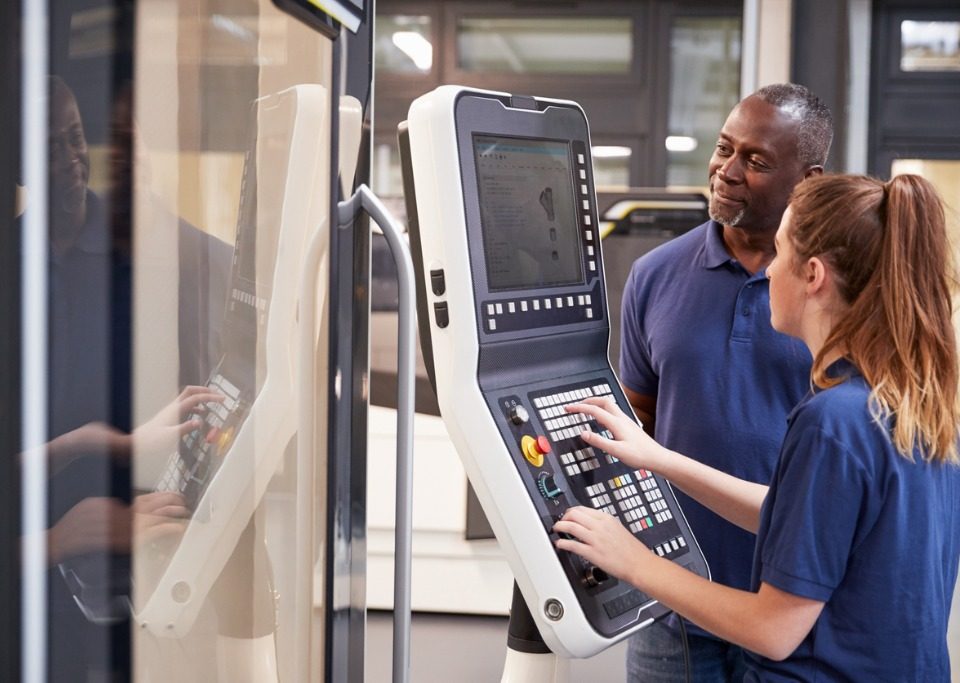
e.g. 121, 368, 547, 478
868, 0, 960, 176
1, 1, 22, 680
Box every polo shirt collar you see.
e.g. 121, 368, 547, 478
699, 220, 734, 270
787, 357, 862, 423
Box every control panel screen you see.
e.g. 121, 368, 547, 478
474, 135, 583, 291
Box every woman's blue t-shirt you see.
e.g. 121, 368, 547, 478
745, 362, 960, 682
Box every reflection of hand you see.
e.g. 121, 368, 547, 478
45, 422, 130, 472
565, 397, 670, 473
133, 385, 224, 458
132, 491, 189, 545
553, 506, 652, 584
47, 497, 132, 564
47, 493, 191, 565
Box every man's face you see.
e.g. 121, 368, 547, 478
707, 96, 807, 233
49, 88, 90, 216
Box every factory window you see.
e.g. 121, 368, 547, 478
456, 16, 633, 75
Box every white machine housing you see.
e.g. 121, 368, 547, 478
400, 86, 709, 658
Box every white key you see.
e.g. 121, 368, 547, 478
521, 300, 528, 311
489, 319, 497, 330
584, 215, 591, 225
495, 303, 503, 314
487, 304, 495, 315
508, 302, 515, 313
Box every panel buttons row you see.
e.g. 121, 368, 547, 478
484, 293, 596, 331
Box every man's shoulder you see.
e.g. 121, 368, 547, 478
625, 220, 712, 284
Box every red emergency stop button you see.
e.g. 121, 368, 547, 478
521, 434, 551, 468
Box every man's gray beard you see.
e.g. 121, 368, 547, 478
708, 199, 746, 228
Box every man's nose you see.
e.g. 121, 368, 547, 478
717, 156, 743, 183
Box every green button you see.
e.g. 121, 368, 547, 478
646, 517, 653, 527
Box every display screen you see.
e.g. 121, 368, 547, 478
474, 135, 583, 291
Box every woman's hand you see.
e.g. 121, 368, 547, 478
133, 385, 224, 458
565, 396, 672, 473
553, 506, 653, 585
132, 491, 190, 545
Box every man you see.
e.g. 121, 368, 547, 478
619, 83, 833, 682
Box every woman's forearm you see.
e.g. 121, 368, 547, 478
651, 447, 768, 533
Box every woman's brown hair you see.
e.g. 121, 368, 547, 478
788, 173, 960, 464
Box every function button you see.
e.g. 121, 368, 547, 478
586, 231, 593, 241
578, 295, 585, 305
533, 300, 540, 310
486, 303, 495, 315
567, 296, 574, 306
579, 169, 586, 179
556, 297, 563, 308
521, 300, 528, 312
582, 200, 590, 210
587, 246, 594, 256
589, 261, 596, 271
584, 215, 591, 225
586, 310, 594, 319
488, 318, 497, 331
508, 302, 516, 313
580, 184, 588, 194
545, 299, 552, 310
434, 302, 449, 328
577, 153, 585, 163
429, 269, 446, 296
585, 295, 592, 305
495, 303, 503, 315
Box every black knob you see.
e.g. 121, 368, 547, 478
508, 405, 529, 425
584, 565, 609, 588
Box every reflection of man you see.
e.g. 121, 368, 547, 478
619, 84, 833, 682
42, 75, 232, 680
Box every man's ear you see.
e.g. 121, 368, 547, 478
804, 165, 824, 179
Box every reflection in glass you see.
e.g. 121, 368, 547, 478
666, 16, 741, 188
901, 21, 960, 72
457, 17, 632, 74
37, 0, 336, 679
376, 15, 433, 73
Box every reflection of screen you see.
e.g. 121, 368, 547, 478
474, 135, 583, 291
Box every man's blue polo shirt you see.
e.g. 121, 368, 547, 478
619, 220, 811, 605
745, 361, 960, 681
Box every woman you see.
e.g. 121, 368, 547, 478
556, 173, 960, 681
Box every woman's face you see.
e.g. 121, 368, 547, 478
767, 206, 807, 338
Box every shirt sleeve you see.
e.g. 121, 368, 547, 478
618, 261, 658, 396
758, 420, 872, 602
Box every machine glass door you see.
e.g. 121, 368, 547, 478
29, 1, 338, 680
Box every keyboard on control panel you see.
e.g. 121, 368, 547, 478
529, 381, 690, 562
156, 373, 245, 508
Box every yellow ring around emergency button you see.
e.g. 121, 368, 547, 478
521, 435, 544, 468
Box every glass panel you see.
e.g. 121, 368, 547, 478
457, 17, 632, 74
376, 14, 433, 74
901, 21, 960, 72
666, 17, 741, 188
40, 0, 335, 679
592, 145, 632, 189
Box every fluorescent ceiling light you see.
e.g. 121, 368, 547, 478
592, 145, 631, 159
392, 31, 433, 71
665, 136, 698, 152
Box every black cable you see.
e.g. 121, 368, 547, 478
677, 616, 692, 683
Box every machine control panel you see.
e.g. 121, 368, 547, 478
400, 86, 709, 658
